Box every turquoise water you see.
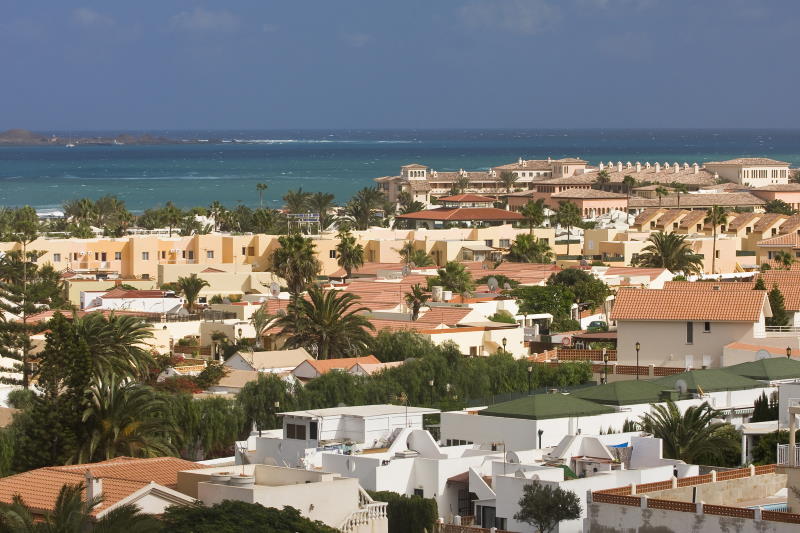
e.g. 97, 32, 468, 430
1, 129, 798, 211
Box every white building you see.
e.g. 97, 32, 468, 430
82, 287, 185, 314
704, 158, 791, 187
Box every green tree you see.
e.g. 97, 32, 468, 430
514, 482, 582, 533
397, 241, 434, 267
520, 199, 546, 233
63, 198, 96, 225
754, 277, 767, 290
764, 199, 796, 215
672, 183, 689, 208
705, 205, 728, 275
507, 234, 553, 263
512, 285, 575, 321
594, 169, 611, 190
336, 230, 365, 280
451, 174, 470, 195
638, 401, 739, 465
367, 491, 438, 533
269, 234, 321, 296
370, 330, 437, 363
622, 175, 637, 198
751, 391, 778, 422
283, 187, 312, 214
169, 394, 246, 461
249, 304, 275, 349
752, 429, 800, 465
767, 283, 790, 327
499, 171, 519, 195
176, 273, 209, 313
344, 187, 384, 230
0, 482, 163, 532
308, 191, 336, 229
238, 373, 296, 435
256, 182, 268, 208
548, 269, 611, 312
655, 186, 669, 206
161, 501, 338, 533
207, 201, 227, 232
274, 286, 375, 359
773, 250, 795, 270
426, 261, 475, 297
162, 201, 183, 237
555, 201, 581, 256
404, 283, 429, 321
488, 310, 517, 324
631, 232, 704, 275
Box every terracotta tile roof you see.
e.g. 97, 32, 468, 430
0, 457, 204, 517
396, 207, 524, 222
401, 163, 428, 169
663, 281, 756, 291
200, 267, 226, 273
437, 194, 496, 203
329, 262, 408, 278
301, 355, 380, 374
350, 361, 405, 374
101, 288, 171, 299
757, 233, 800, 248
550, 188, 628, 199
23, 309, 152, 323
778, 214, 800, 234
633, 208, 666, 226
678, 211, 706, 229
706, 158, 789, 166
727, 212, 761, 230
493, 159, 553, 171
754, 213, 788, 232
574, 166, 718, 186
629, 192, 764, 209
753, 183, 800, 192
656, 209, 690, 228
611, 288, 768, 322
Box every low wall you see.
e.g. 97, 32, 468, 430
644, 473, 786, 505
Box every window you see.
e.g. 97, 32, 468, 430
94, 252, 99, 260
115, 252, 122, 260
499, 239, 510, 248
485, 239, 493, 247
704, 322, 711, 333
181, 250, 186, 259
141, 273, 150, 280
188, 251, 194, 260
286, 423, 306, 440
413, 489, 424, 497
160, 251, 166, 259
241, 246, 246, 256
207, 250, 214, 259
715, 250, 719, 259
329, 250, 337, 259
309, 421, 318, 440
248, 246, 255, 256
53, 253, 61, 262
686, 322, 694, 344
100, 252, 106, 261
141, 252, 149, 260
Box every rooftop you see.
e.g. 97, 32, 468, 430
437, 193, 496, 203
611, 288, 769, 322
722, 356, 800, 381
279, 404, 439, 418
705, 158, 789, 166
570, 380, 667, 406
478, 393, 615, 420
395, 207, 524, 222
653, 369, 762, 393
550, 188, 628, 199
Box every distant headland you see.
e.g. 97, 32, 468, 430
0, 129, 201, 146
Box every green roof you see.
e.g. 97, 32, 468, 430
570, 380, 667, 406
723, 358, 800, 381
653, 369, 762, 393
479, 393, 615, 420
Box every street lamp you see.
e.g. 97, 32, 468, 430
602, 348, 609, 385
428, 379, 435, 405
238, 327, 243, 341
502, 337, 508, 353
788, 347, 793, 359
635, 342, 641, 380
527, 365, 533, 395
537, 429, 544, 449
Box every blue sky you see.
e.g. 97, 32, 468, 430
1, 1, 798, 130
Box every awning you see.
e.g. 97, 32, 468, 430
447, 471, 469, 484
462, 244, 495, 252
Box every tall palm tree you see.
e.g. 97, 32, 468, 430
654, 186, 669, 207
631, 232, 704, 275
344, 187, 384, 230
283, 188, 312, 214
672, 183, 688, 208
555, 201, 582, 256
622, 175, 637, 199
429, 261, 475, 297
269, 234, 321, 296
256, 183, 268, 208
79, 374, 176, 463
404, 283, 429, 321
499, 171, 519, 195
507, 234, 553, 263
274, 286, 374, 359
335, 230, 364, 280
308, 192, 336, 229
520, 199, 546, 234
452, 174, 470, 195
162, 201, 183, 237
250, 304, 275, 349
705, 205, 728, 275
638, 401, 738, 465
63, 198, 96, 225
594, 169, 611, 191
0, 482, 162, 532
207, 201, 226, 232
396, 241, 433, 266
774, 250, 795, 270
176, 273, 209, 313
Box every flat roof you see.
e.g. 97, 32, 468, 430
279, 404, 440, 418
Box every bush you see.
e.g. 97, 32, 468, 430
367, 491, 437, 533
488, 310, 518, 324
161, 500, 338, 533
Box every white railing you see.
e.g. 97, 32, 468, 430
339, 502, 388, 532
776, 443, 800, 465
764, 326, 800, 337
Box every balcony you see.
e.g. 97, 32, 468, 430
776, 444, 800, 466
764, 326, 800, 337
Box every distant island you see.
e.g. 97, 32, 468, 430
0, 128, 208, 146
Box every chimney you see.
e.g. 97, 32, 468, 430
635, 162, 642, 172
617, 161, 623, 172
598, 162, 604, 170
693, 163, 699, 174
626, 161, 632, 169
645, 162, 651, 169
85, 470, 103, 502
714, 172, 719, 179
655, 162, 661, 173
683, 162, 689, 170
608, 161, 613, 168
674, 163, 680, 173
547, 156, 551, 162
518, 157, 523, 165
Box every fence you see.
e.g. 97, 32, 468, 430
595, 465, 776, 497
435, 524, 515, 533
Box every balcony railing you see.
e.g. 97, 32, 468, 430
764, 326, 800, 337
777, 444, 800, 466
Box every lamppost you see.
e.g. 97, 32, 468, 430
527, 365, 533, 395
635, 342, 641, 380
788, 347, 793, 359
603, 348, 609, 385
502, 337, 508, 354
428, 379, 435, 405
537, 429, 544, 448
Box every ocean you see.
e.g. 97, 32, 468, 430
1, 129, 799, 212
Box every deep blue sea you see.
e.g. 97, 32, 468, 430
1, 129, 799, 211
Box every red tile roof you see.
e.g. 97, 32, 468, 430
101, 288, 171, 299
611, 288, 768, 322
396, 207, 524, 221
437, 194, 496, 203
300, 355, 381, 374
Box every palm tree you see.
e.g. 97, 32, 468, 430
63, 198, 96, 225
555, 201, 582, 256
176, 273, 209, 313
269, 234, 321, 296
0, 482, 162, 532
274, 286, 375, 359
79, 374, 176, 462
162, 201, 183, 237
283, 188, 312, 214
452, 174, 470, 195
250, 304, 275, 349
520, 199, 546, 234
308, 192, 336, 229
631, 232, 704, 275
207, 201, 227, 232
394, 201, 426, 229
344, 187, 384, 230
499, 171, 519, 195
705, 205, 728, 275
507, 234, 553, 263
672, 183, 688, 208
335, 230, 364, 280
622, 175, 637, 199
638, 401, 738, 465
429, 261, 475, 297
594, 169, 611, 191
654, 186, 669, 207
404, 283, 429, 321
774, 250, 795, 270
256, 183, 268, 208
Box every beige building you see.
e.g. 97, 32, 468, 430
704, 157, 791, 187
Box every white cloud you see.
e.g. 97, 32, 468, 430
72, 8, 114, 28
170, 7, 239, 32
458, 0, 560, 35
341, 32, 371, 48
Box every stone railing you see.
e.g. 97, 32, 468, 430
339, 502, 388, 533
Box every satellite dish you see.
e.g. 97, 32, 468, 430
487, 277, 499, 291
756, 349, 770, 361
674, 379, 688, 394
270, 282, 280, 298
515, 470, 526, 478
503, 282, 512, 290
401, 265, 410, 277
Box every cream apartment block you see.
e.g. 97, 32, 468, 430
704, 157, 791, 187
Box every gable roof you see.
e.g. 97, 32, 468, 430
100, 288, 172, 299
722, 357, 800, 381
396, 207, 525, 222
550, 188, 628, 199
611, 288, 768, 322
437, 194, 496, 203
570, 380, 667, 406
478, 393, 615, 420
652, 369, 762, 393
757, 233, 800, 248
230, 347, 311, 370
298, 355, 381, 375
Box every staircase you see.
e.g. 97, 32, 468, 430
339, 488, 388, 533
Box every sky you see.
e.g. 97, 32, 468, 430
1, 1, 798, 131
